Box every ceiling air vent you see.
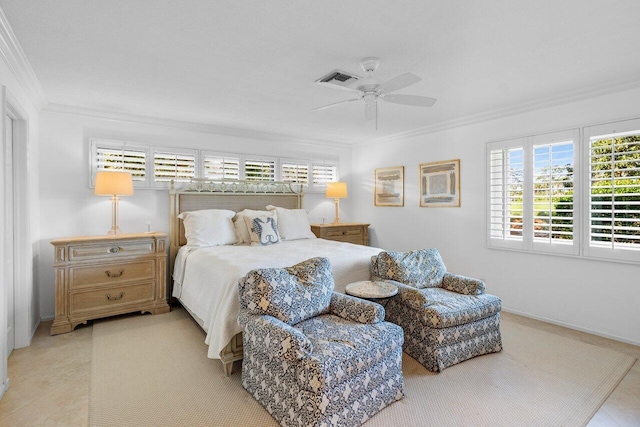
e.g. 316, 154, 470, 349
315, 69, 361, 90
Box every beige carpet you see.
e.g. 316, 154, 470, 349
90, 308, 635, 427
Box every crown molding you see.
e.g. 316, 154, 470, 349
363, 76, 640, 147
43, 103, 352, 148
0, 8, 47, 110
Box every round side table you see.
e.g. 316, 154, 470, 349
345, 281, 398, 306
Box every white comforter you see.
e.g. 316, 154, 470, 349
173, 239, 382, 359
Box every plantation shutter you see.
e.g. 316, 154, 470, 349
530, 129, 578, 254
93, 141, 148, 186
281, 160, 309, 185
586, 121, 640, 261
203, 154, 240, 180
244, 157, 276, 181
153, 151, 196, 183
312, 163, 338, 185
487, 140, 525, 249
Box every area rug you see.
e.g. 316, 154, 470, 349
89, 308, 635, 427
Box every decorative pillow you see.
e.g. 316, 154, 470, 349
244, 215, 281, 246
375, 248, 446, 288
177, 209, 237, 247
265, 205, 316, 240
233, 209, 275, 244
239, 257, 334, 325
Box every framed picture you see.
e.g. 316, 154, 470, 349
419, 159, 460, 207
374, 166, 404, 207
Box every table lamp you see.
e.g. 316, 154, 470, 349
94, 171, 134, 235
326, 182, 347, 224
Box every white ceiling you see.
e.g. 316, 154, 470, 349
2, 0, 640, 145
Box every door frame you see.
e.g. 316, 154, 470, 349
5, 90, 32, 350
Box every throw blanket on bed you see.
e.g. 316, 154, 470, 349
173, 239, 382, 359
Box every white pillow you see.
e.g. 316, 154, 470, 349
233, 209, 276, 244
243, 215, 281, 246
266, 205, 316, 241
177, 209, 237, 247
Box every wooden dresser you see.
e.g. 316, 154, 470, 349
50, 232, 170, 335
310, 223, 369, 246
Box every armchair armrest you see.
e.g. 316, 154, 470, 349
442, 273, 485, 295
238, 312, 313, 362
375, 278, 429, 310
329, 292, 385, 324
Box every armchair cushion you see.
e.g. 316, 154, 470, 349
239, 257, 333, 325
328, 292, 385, 324
374, 249, 446, 288
415, 287, 502, 328
294, 314, 404, 391
238, 312, 312, 362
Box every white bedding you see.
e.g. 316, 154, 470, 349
172, 239, 382, 359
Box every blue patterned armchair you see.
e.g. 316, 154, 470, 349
238, 257, 405, 427
371, 249, 502, 372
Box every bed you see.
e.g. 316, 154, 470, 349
169, 179, 382, 375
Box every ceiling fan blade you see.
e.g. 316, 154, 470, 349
377, 72, 422, 94
311, 98, 360, 111
364, 101, 376, 121
382, 94, 437, 107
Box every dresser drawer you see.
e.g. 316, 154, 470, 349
69, 260, 156, 289
324, 226, 364, 240
68, 240, 155, 261
70, 282, 155, 314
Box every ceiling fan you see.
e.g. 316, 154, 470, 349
312, 57, 437, 128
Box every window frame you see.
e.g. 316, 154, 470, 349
279, 158, 311, 189
201, 151, 242, 181
486, 129, 580, 256
582, 118, 640, 263
90, 139, 150, 188
150, 147, 199, 189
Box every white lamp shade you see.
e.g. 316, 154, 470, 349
94, 171, 134, 196
326, 182, 347, 199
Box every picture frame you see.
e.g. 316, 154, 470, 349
374, 166, 404, 207
419, 159, 460, 207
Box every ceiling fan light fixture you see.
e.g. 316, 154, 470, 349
311, 57, 437, 128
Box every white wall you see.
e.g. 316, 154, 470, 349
37, 111, 353, 319
352, 86, 640, 345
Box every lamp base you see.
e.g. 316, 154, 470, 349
333, 198, 341, 224
107, 227, 123, 236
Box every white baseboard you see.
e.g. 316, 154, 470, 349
502, 307, 640, 347
0, 378, 10, 400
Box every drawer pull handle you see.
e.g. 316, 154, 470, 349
342, 231, 347, 235
105, 269, 124, 278
108, 247, 120, 254
106, 292, 124, 301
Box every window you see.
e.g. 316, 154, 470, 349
202, 152, 240, 180
532, 137, 575, 247
584, 119, 640, 262
312, 162, 338, 186
244, 157, 276, 181
152, 150, 196, 185
488, 142, 524, 247
487, 129, 578, 255
488, 119, 640, 263
91, 140, 148, 187
280, 159, 309, 186
90, 139, 339, 192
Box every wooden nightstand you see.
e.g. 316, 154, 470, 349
50, 232, 170, 335
310, 223, 369, 246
